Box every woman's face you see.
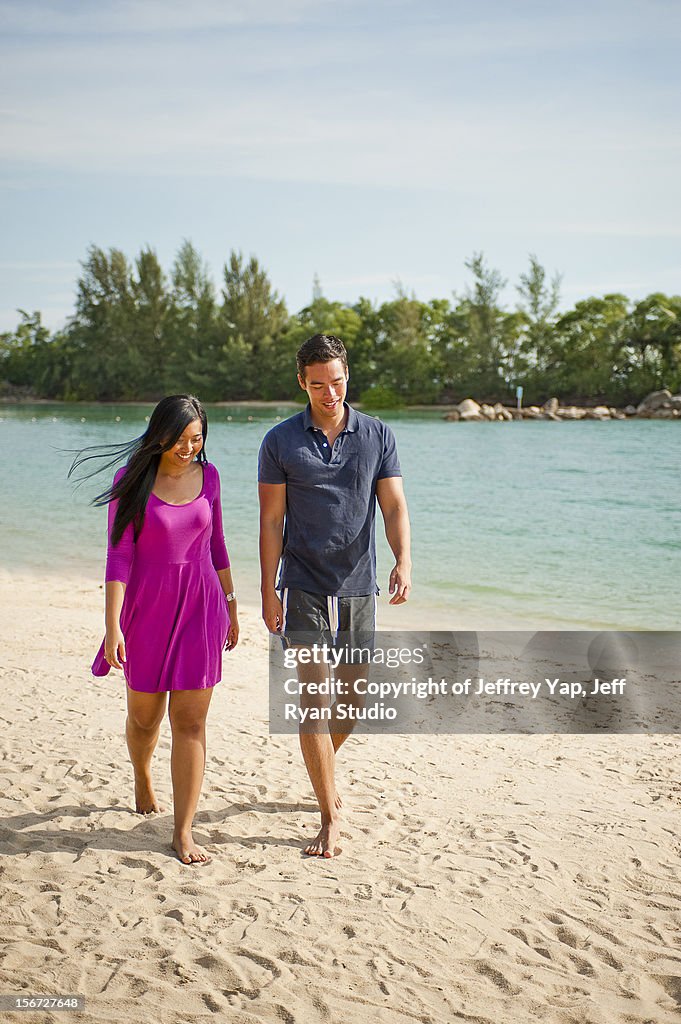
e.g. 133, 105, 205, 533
161, 417, 204, 468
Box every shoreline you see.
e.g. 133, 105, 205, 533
1, 564, 660, 634
1, 396, 674, 418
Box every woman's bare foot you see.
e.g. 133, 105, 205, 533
304, 817, 342, 858
171, 830, 212, 865
134, 773, 163, 814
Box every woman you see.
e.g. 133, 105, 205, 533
76, 394, 238, 866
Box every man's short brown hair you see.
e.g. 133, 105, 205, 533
296, 334, 348, 378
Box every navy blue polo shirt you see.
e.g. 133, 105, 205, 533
258, 403, 402, 596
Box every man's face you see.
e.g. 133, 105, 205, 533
298, 358, 349, 419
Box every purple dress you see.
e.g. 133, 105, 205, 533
91, 461, 231, 692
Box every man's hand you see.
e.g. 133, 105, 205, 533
262, 588, 284, 633
388, 562, 412, 605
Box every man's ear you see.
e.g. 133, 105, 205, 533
297, 373, 307, 391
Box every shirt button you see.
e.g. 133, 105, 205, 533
322, 443, 328, 448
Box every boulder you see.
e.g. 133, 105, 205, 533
624, 405, 637, 417
493, 403, 513, 421
649, 407, 679, 419
543, 397, 559, 415
584, 406, 611, 419
457, 398, 484, 421
479, 403, 497, 420
443, 409, 460, 421
557, 406, 586, 420
637, 389, 672, 414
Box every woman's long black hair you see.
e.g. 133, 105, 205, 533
68, 395, 208, 546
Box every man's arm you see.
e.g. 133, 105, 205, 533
258, 482, 287, 631
376, 476, 412, 605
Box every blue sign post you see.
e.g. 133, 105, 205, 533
516, 385, 523, 410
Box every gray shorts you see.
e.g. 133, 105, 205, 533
280, 588, 376, 664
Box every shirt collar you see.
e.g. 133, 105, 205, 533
303, 402, 358, 433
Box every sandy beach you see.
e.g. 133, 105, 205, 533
1, 567, 680, 1024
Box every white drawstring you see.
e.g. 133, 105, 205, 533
326, 595, 340, 641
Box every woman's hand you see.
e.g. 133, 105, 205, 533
224, 618, 239, 651
104, 627, 127, 670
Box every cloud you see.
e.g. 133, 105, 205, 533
0, 0, 343, 34
542, 222, 681, 239
0, 260, 78, 270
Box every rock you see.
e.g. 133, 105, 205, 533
557, 406, 586, 420
624, 405, 637, 417
610, 408, 626, 420
521, 407, 542, 419
669, 395, 681, 410
443, 409, 460, 421
457, 398, 484, 421
637, 389, 672, 414
493, 403, 513, 421
583, 406, 611, 419
649, 407, 679, 419
543, 397, 559, 415
479, 403, 497, 420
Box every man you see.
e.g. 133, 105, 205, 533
258, 333, 411, 858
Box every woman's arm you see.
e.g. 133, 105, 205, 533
105, 580, 127, 668
216, 566, 239, 650
209, 464, 231, 572
104, 467, 135, 669
210, 466, 239, 649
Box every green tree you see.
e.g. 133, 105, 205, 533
165, 240, 218, 396
215, 251, 289, 399
456, 252, 520, 399
514, 254, 562, 393
546, 294, 629, 401
130, 247, 170, 397
367, 288, 440, 403
66, 246, 136, 399
0, 311, 67, 396
619, 293, 681, 399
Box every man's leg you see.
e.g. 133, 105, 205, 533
297, 657, 342, 858
329, 605, 375, 754
286, 591, 374, 857
329, 661, 367, 752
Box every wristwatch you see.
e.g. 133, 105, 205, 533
225, 591, 236, 602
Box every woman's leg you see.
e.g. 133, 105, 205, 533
125, 687, 168, 813
168, 687, 214, 865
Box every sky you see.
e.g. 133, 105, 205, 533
1, 0, 680, 332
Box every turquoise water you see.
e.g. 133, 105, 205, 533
1, 402, 679, 630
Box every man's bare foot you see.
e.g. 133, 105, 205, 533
134, 774, 163, 814
171, 831, 212, 865
304, 817, 342, 858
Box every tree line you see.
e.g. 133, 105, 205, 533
1, 241, 679, 406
